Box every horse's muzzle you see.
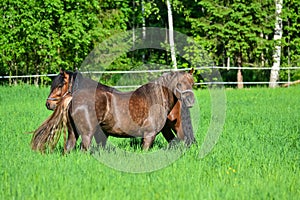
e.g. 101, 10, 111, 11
46, 101, 56, 110
183, 93, 195, 108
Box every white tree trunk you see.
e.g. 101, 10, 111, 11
141, 0, 146, 62
132, 0, 135, 47
142, 1, 146, 40
227, 57, 230, 70
237, 54, 243, 89
166, 0, 177, 69
269, 0, 283, 88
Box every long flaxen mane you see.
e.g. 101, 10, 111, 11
31, 94, 72, 152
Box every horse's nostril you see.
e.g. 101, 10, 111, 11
46, 102, 50, 109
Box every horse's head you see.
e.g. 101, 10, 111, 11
173, 68, 195, 108
46, 69, 73, 110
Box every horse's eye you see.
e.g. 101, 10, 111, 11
177, 83, 182, 89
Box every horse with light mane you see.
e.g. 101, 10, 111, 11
39, 69, 195, 152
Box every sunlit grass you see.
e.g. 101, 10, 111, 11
0, 85, 299, 199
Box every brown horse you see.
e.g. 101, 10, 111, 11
46, 69, 195, 151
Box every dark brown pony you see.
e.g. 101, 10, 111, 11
45, 69, 195, 152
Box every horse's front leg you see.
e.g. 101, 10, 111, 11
65, 127, 77, 153
78, 124, 96, 151
64, 115, 79, 153
71, 104, 99, 151
142, 132, 156, 150
174, 121, 184, 141
81, 132, 94, 151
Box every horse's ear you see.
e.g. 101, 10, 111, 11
60, 68, 64, 74
189, 68, 194, 74
59, 68, 68, 79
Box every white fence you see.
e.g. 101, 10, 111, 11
1, 66, 300, 87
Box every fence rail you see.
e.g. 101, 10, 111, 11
1, 66, 300, 87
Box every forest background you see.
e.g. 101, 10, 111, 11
1, 0, 300, 88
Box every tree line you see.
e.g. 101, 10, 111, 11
1, 0, 300, 87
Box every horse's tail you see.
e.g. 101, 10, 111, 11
181, 102, 196, 146
31, 95, 72, 152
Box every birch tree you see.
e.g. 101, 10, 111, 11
166, 0, 177, 69
269, 0, 283, 88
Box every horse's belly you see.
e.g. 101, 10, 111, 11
103, 121, 145, 137
102, 114, 167, 139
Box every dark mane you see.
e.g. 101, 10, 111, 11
50, 74, 64, 91
151, 71, 184, 89
50, 70, 75, 92
72, 72, 119, 93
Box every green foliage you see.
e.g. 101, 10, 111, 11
0, 86, 299, 199
1, 0, 102, 81
1, 0, 300, 85
187, 0, 275, 67
281, 0, 300, 67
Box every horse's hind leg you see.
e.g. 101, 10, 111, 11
161, 122, 176, 143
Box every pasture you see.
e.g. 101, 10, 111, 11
0, 85, 299, 199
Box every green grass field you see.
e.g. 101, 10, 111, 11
0, 85, 299, 199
